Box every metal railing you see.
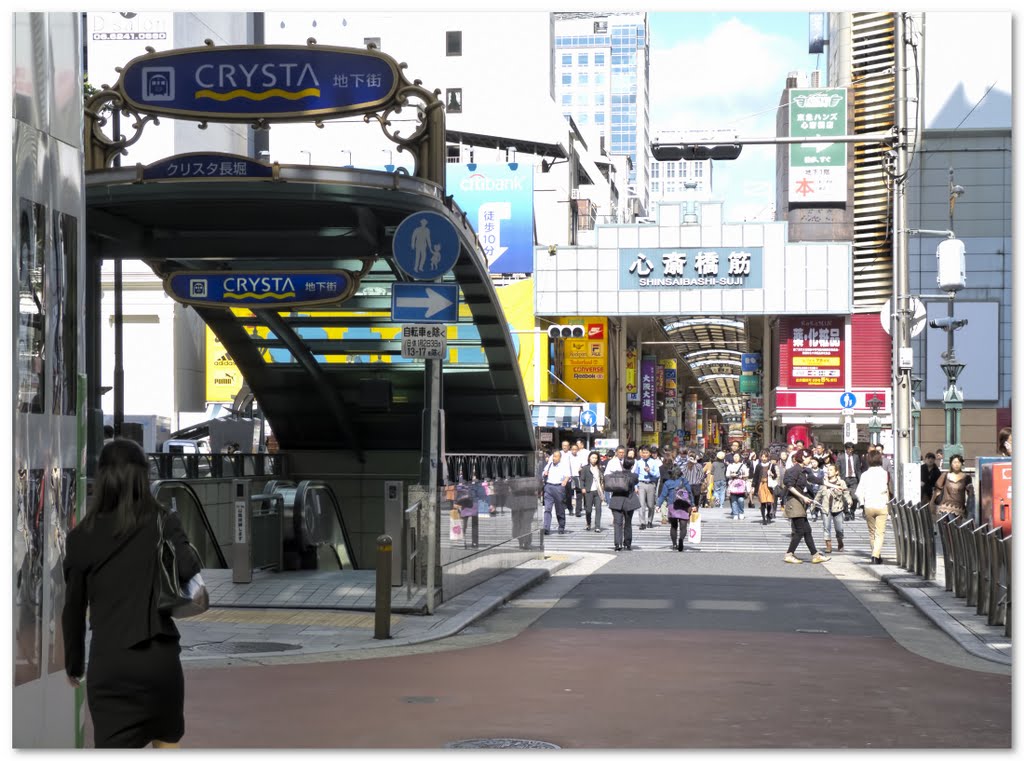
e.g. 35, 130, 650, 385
445, 453, 532, 482
147, 452, 285, 480
893, 499, 1012, 637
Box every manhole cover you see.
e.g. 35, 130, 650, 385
188, 641, 301, 654
445, 739, 561, 749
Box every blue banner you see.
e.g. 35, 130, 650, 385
120, 45, 398, 120
619, 247, 763, 290
165, 271, 356, 308
446, 163, 534, 274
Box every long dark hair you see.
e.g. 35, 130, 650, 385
84, 439, 164, 536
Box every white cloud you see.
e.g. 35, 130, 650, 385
651, 18, 801, 134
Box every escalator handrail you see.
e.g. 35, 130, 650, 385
151, 479, 228, 569
293, 480, 358, 570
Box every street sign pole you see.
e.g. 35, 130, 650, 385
422, 354, 442, 614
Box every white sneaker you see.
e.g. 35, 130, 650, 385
784, 553, 803, 564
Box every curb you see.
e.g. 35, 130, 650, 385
865, 564, 1012, 667
182, 556, 574, 663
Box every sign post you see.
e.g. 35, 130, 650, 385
391, 209, 462, 614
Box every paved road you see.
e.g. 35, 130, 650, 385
178, 551, 1010, 749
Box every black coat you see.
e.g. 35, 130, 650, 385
62, 508, 201, 748
579, 463, 603, 493
607, 471, 639, 512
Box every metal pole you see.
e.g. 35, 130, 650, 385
422, 357, 442, 614
892, 12, 913, 500
113, 257, 124, 437
373, 535, 393, 639
534, 328, 541, 405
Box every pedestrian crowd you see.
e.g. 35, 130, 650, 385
537, 432, 996, 566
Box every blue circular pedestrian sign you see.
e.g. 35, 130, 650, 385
392, 211, 461, 281
840, 392, 857, 409
580, 409, 598, 427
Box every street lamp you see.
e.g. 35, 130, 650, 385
299, 150, 312, 165
340, 149, 353, 168
867, 393, 884, 446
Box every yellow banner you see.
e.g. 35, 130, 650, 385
206, 327, 245, 403
792, 356, 841, 367
494, 279, 548, 401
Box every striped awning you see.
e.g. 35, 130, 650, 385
531, 404, 583, 430
531, 403, 606, 431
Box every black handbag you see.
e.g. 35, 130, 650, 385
156, 511, 208, 619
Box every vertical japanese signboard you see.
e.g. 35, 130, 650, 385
660, 359, 677, 399
789, 88, 848, 204
446, 163, 534, 274
641, 355, 656, 431
626, 346, 639, 402
785, 316, 845, 388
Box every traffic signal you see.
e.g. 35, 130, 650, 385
548, 325, 585, 339
651, 143, 743, 162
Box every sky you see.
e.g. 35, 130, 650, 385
648, 11, 823, 222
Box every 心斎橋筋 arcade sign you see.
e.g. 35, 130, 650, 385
164, 271, 358, 309
118, 44, 400, 121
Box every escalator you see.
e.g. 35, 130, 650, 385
151, 480, 228, 569
262, 480, 357, 571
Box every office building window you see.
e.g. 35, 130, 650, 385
562, 93, 572, 107
562, 73, 572, 86
594, 112, 605, 124
694, 163, 703, 177
578, 73, 588, 86
446, 30, 462, 56
445, 88, 462, 113
578, 53, 589, 66
594, 73, 605, 86
666, 163, 676, 178
594, 52, 605, 66
651, 163, 660, 178
562, 53, 572, 66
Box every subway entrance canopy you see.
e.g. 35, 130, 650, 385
84, 41, 533, 460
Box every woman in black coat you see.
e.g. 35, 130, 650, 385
606, 457, 640, 551
62, 439, 202, 748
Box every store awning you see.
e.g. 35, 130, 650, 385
531, 402, 606, 431
531, 404, 582, 430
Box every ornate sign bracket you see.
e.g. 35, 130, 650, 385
84, 38, 446, 189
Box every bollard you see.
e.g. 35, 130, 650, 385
374, 535, 393, 640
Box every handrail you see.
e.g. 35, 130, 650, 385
151, 479, 228, 569
404, 499, 423, 601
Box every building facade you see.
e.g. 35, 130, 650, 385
554, 12, 651, 217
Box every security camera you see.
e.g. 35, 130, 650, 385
928, 317, 968, 331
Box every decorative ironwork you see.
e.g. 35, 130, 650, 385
82, 38, 447, 188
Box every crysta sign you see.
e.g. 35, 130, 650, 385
164, 271, 357, 308
118, 44, 399, 121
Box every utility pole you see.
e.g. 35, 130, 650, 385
891, 12, 914, 501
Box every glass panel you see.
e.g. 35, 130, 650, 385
47, 468, 76, 674
18, 200, 46, 413
52, 212, 78, 416
15, 468, 44, 685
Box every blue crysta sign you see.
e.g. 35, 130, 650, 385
619, 247, 763, 290
119, 45, 398, 120
446, 163, 534, 274
142, 153, 273, 180
164, 271, 356, 308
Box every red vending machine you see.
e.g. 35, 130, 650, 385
977, 457, 1012, 535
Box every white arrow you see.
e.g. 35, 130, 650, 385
815, 142, 834, 153
397, 287, 454, 318
478, 201, 512, 265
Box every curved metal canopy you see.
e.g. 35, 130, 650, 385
86, 165, 534, 458
660, 316, 749, 418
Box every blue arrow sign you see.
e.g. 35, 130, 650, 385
580, 409, 598, 427
391, 283, 459, 323
392, 211, 461, 280
840, 392, 857, 409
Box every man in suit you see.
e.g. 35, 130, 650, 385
837, 442, 861, 519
